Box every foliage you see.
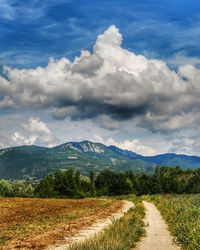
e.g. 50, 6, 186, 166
0, 166, 200, 198
35, 169, 135, 198
0, 180, 13, 197
36, 168, 90, 198
36, 166, 200, 198
135, 166, 200, 195
69, 195, 145, 250
149, 194, 200, 250
0, 179, 34, 197
95, 170, 134, 196
11, 180, 35, 197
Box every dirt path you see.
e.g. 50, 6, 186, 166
48, 200, 134, 250
134, 201, 182, 250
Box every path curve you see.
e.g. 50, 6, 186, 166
134, 201, 182, 250
48, 200, 134, 250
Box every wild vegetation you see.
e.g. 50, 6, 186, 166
0, 197, 122, 249
0, 142, 154, 180
69, 195, 145, 250
32, 166, 200, 197
0, 179, 34, 197
0, 168, 200, 249
2, 141, 200, 181
148, 194, 200, 250
0, 166, 199, 198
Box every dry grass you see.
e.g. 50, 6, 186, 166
69, 195, 145, 250
0, 197, 122, 249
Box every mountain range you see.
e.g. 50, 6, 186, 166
0, 141, 200, 181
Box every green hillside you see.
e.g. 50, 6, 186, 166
0, 141, 154, 181
1, 140, 200, 181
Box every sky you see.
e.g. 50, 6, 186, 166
0, 0, 200, 156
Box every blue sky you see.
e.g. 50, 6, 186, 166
0, 0, 200, 156
1, 0, 200, 68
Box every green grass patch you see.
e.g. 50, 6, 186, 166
0, 236, 11, 245
69, 195, 145, 250
147, 194, 200, 250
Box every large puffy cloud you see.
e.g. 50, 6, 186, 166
1, 25, 200, 134
11, 117, 59, 147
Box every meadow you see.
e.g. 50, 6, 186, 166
73, 194, 200, 250
148, 194, 200, 250
0, 197, 121, 249
0, 194, 200, 250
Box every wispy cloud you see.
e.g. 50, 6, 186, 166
0, 0, 73, 22
166, 51, 200, 68
0, 50, 50, 68
0, 0, 15, 20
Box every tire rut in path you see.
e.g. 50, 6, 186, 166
134, 201, 182, 250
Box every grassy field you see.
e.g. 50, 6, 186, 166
69, 195, 145, 250
2, 194, 199, 250
148, 194, 200, 250
0, 197, 122, 249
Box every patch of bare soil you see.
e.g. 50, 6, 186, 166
1, 199, 122, 250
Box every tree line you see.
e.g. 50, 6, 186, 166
0, 166, 199, 198
0, 180, 34, 197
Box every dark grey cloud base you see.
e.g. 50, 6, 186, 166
0, 26, 200, 133
0, 26, 200, 155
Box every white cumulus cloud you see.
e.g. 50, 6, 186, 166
11, 117, 59, 147
0, 25, 200, 136
93, 134, 156, 156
